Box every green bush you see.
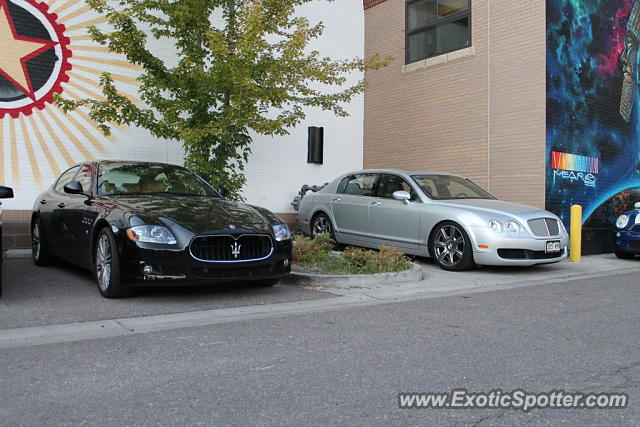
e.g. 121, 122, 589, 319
342, 245, 411, 274
292, 234, 333, 264
292, 234, 411, 275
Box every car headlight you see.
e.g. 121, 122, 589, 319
126, 225, 177, 244
272, 223, 291, 241
504, 220, 523, 234
488, 219, 503, 233
617, 215, 630, 229
635, 214, 640, 225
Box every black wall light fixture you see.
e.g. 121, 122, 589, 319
307, 126, 324, 164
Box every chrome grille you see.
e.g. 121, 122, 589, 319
190, 234, 273, 262
527, 218, 560, 237
545, 218, 560, 236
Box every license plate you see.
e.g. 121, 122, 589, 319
546, 240, 561, 253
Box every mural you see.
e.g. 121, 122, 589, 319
0, 0, 187, 212
546, 0, 640, 253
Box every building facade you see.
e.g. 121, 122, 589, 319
363, 0, 640, 253
0, 0, 364, 249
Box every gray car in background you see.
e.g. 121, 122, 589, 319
297, 170, 569, 271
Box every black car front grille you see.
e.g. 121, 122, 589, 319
497, 249, 563, 260
190, 234, 273, 262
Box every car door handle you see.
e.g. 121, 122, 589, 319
332, 198, 341, 202
371, 201, 382, 206
58, 203, 66, 208
40, 200, 46, 205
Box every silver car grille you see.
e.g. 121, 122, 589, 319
527, 218, 560, 237
190, 234, 273, 262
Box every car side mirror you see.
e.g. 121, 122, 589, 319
64, 181, 86, 196
219, 187, 229, 198
635, 202, 640, 210
0, 185, 13, 199
393, 190, 411, 204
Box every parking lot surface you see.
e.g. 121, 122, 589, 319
0, 258, 333, 329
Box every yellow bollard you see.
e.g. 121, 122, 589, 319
570, 204, 582, 262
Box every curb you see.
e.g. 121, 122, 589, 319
285, 262, 424, 288
3, 249, 31, 260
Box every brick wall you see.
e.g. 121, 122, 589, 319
364, 0, 546, 208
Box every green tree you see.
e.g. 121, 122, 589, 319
57, 0, 388, 198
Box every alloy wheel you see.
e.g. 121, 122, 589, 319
32, 222, 41, 261
312, 216, 332, 236
96, 234, 112, 292
433, 224, 466, 267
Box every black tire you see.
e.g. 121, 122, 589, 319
32, 217, 53, 266
95, 227, 128, 298
252, 278, 279, 287
614, 246, 636, 260
429, 221, 475, 271
310, 213, 334, 239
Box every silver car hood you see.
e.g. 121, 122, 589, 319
435, 199, 553, 219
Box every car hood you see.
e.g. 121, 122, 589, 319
436, 199, 553, 219
112, 195, 273, 234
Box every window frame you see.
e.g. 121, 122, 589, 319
338, 173, 379, 197
53, 165, 81, 195
374, 174, 420, 201
405, 0, 472, 64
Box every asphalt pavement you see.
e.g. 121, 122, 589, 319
1, 271, 639, 425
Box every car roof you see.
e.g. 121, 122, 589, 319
344, 169, 464, 177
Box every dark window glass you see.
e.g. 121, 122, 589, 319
54, 166, 80, 193
75, 164, 94, 194
411, 175, 494, 200
337, 177, 350, 194
438, 17, 469, 52
408, 29, 437, 63
343, 174, 377, 197
376, 175, 417, 200
406, 0, 470, 63
438, 0, 468, 16
97, 162, 221, 197
407, 0, 435, 31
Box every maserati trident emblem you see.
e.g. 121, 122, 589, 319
231, 241, 242, 259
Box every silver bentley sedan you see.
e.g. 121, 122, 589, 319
297, 170, 569, 271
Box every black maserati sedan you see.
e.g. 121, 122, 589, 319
31, 161, 292, 298
0, 185, 15, 298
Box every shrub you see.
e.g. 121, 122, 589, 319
342, 245, 411, 274
292, 234, 333, 264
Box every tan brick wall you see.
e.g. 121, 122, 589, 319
364, 0, 546, 208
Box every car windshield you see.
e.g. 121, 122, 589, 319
97, 163, 221, 197
411, 175, 495, 200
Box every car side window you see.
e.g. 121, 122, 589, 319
75, 164, 94, 194
53, 166, 81, 193
376, 174, 417, 200
343, 174, 377, 196
337, 177, 350, 194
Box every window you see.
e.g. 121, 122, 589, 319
54, 166, 80, 193
75, 164, 94, 194
341, 174, 377, 196
406, 0, 470, 63
376, 175, 418, 200
411, 174, 494, 200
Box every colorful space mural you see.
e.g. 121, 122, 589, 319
547, 0, 640, 253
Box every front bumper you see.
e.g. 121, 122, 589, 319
614, 229, 640, 254
120, 238, 292, 286
468, 226, 569, 266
